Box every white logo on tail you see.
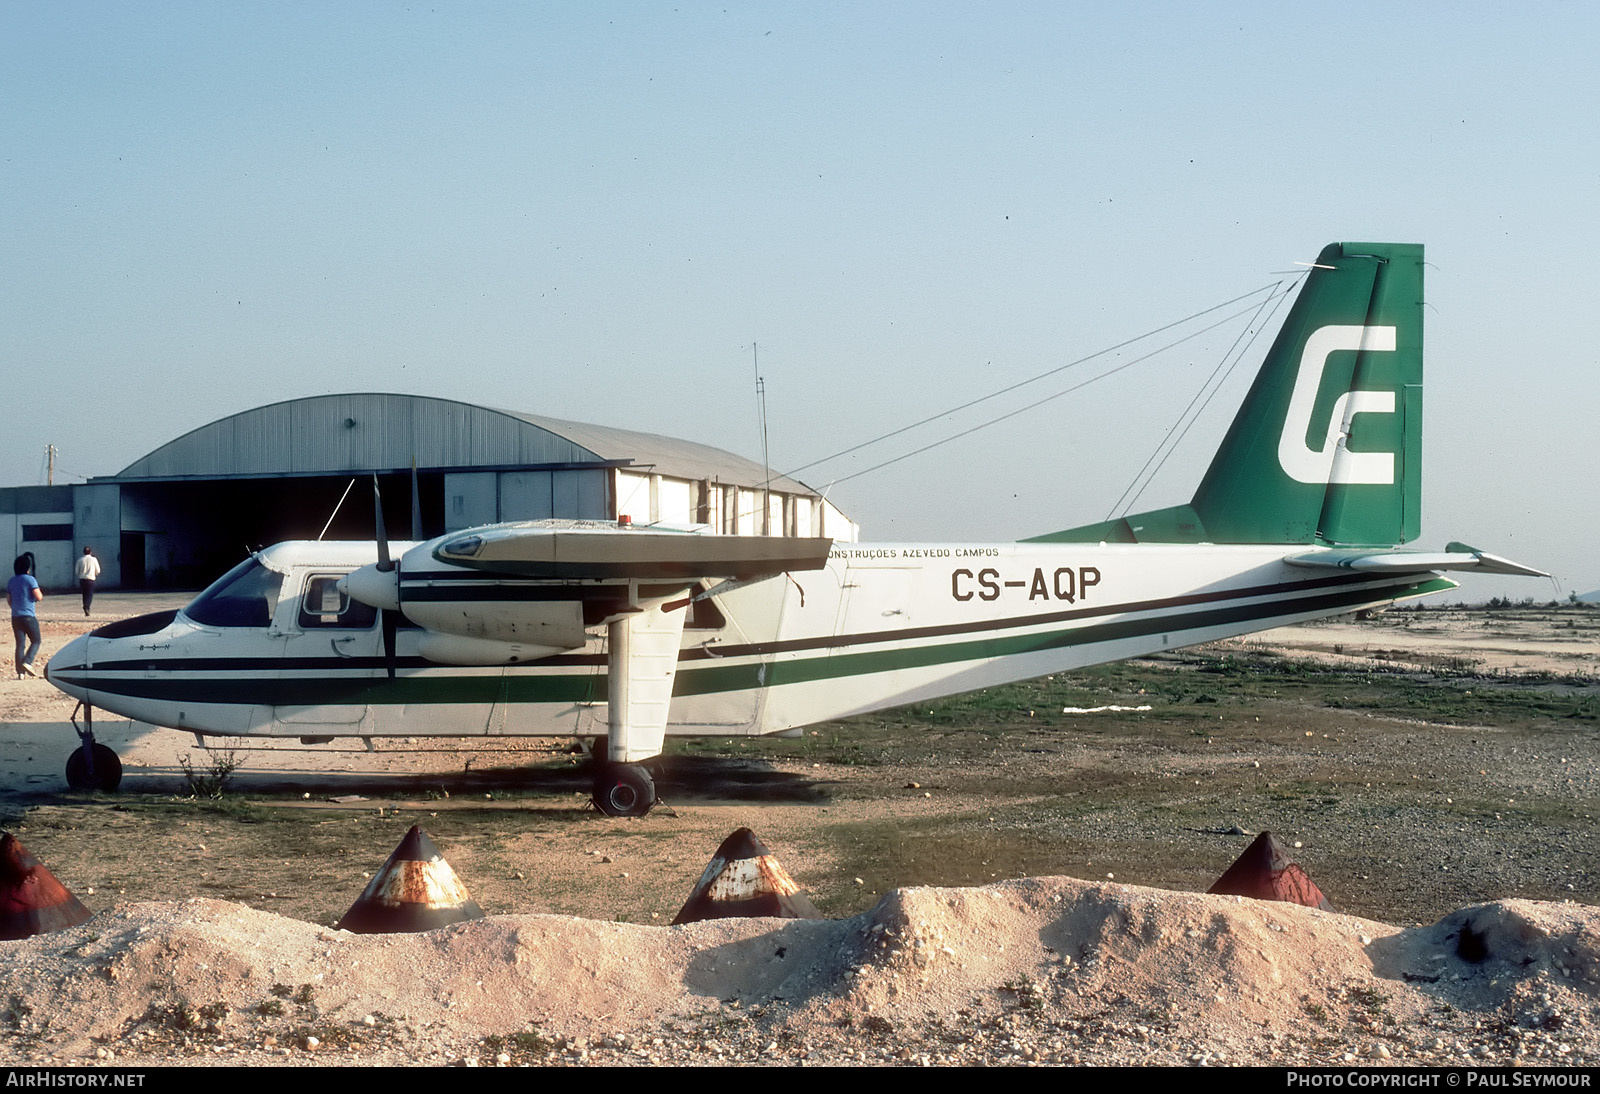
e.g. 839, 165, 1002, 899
1277, 324, 1397, 485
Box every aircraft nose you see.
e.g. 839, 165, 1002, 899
341, 564, 401, 611
44, 633, 88, 683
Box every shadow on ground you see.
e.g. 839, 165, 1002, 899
11, 751, 837, 809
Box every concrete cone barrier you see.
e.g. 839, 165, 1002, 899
336, 825, 484, 934
1207, 831, 1334, 911
0, 832, 92, 940
672, 827, 822, 925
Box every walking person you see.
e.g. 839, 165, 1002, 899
9, 553, 43, 678
75, 546, 100, 616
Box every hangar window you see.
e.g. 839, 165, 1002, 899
22, 524, 74, 541
297, 575, 378, 630
183, 558, 284, 629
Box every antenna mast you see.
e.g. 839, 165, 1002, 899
754, 343, 771, 535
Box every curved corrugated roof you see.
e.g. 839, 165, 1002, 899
110, 393, 815, 494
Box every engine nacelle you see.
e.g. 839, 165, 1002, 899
416, 631, 576, 666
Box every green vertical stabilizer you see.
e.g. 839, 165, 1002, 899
1030, 242, 1424, 547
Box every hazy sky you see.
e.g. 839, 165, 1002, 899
4, 2, 1594, 601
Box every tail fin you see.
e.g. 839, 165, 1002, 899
1031, 242, 1423, 547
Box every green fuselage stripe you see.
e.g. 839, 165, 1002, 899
678, 576, 1449, 695
61, 576, 1447, 709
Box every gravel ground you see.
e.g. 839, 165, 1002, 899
0, 600, 1596, 1067
4, 882, 1600, 1068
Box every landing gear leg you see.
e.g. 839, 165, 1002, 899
66, 702, 122, 792
592, 763, 655, 817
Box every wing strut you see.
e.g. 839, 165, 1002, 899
606, 601, 689, 764
593, 597, 690, 816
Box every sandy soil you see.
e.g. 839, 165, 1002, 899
5, 596, 1592, 797
1233, 611, 1600, 678
1, 596, 1597, 1067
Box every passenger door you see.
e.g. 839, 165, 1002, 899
273, 572, 379, 727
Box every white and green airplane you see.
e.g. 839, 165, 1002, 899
46, 242, 1544, 816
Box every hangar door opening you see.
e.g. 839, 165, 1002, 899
116, 473, 446, 589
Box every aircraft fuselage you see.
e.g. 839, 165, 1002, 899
46, 538, 1451, 744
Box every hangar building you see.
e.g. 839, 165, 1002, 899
2, 394, 855, 590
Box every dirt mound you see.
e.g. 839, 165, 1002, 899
2, 879, 1598, 1065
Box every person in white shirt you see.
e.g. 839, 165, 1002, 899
75, 547, 101, 617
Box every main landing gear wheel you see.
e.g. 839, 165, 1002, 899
65, 743, 123, 792
592, 763, 655, 818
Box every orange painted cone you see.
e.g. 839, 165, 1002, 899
1207, 831, 1334, 911
0, 832, 92, 940
672, 827, 821, 925
337, 825, 484, 934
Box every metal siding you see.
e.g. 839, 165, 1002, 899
69, 483, 121, 587
501, 410, 818, 495
111, 395, 827, 499
116, 394, 603, 479
21, 541, 73, 589
580, 470, 611, 518
74, 484, 120, 540
0, 486, 76, 514
8, 512, 78, 590
552, 469, 609, 519
103, 395, 843, 535
445, 473, 499, 530
499, 472, 555, 520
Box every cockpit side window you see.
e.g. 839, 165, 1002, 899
183, 558, 285, 628
297, 574, 378, 630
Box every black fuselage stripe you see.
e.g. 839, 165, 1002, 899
690, 568, 1386, 659
59, 570, 1413, 681
52, 575, 1437, 707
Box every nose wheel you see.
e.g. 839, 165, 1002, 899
66, 743, 122, 792
592, 763, 656, 817
66, 703, 122, 792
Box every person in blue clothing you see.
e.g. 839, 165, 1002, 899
9, 553, 43, 678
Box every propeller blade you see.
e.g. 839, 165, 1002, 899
381, 605, 398, 680
372, 473, 398, 678
410, 459, 423, 541
373, 474, 393, 573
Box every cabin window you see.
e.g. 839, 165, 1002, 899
297, 574, 378, 630
183, 558, 285, 628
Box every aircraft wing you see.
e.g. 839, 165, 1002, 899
344, 519, 834, 665
431, 520, 833, 580
1284, 541, 1548, 578
391, 521, 826, 771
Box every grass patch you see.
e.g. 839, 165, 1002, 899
6, 620, 1597, 930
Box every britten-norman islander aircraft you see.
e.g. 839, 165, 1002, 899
45, 243, 1545, 816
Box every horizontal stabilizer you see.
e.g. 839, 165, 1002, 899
1284, 542, 1548, 578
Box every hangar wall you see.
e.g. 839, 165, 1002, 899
74, 483, 122, 589
1, 485, 77, 590
1, 394, 855, 592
